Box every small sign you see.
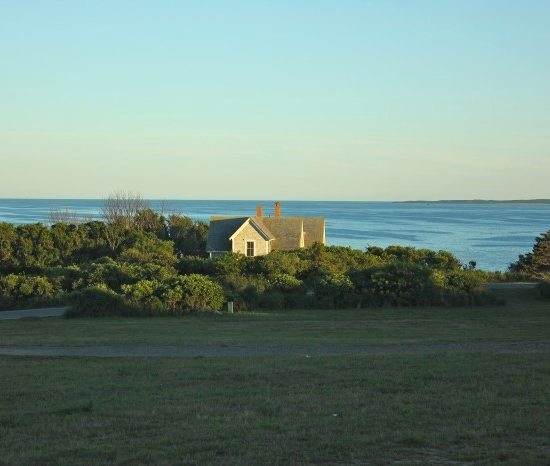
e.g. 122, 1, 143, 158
227, 301, 234, 313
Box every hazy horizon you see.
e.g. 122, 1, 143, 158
1, 196, 550, 203
2, 1, 549, 200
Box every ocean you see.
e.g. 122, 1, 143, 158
0, 198, 549, 272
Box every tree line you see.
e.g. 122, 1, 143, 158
1, 193, 547, 314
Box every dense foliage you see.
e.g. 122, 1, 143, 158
510, 230, 550, 279
509, 230, 550, 299
0, 201, 512, 314
0, 273, 63, 309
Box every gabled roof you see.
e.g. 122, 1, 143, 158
230, 217, 275, 241
207, 215, 325, 253
206, 217, 248, 252
261, 217, 304, 250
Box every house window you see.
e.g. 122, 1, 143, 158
246, 241, 255, 257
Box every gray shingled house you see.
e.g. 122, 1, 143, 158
206, 202, 325, 258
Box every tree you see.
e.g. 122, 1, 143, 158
13, 224, 58, 269
510, 230, 550, 279
102, 191, 150, 228
76, 221, 109, 261
48, 209, 86, 225
103, 222, 126, 253
50, 223, 83, 265
0, 223, 16, 271
119, 232, 177, 267
134, 209, 168, 238
169, 215, 208, 256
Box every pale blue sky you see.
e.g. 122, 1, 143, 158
1, 1, 549, 200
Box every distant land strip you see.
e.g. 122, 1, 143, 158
399, 199, 550, 204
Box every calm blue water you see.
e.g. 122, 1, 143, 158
0, 199, 549, 272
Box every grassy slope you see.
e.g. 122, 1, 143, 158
1, 288, 549, 465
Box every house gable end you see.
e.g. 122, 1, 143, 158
229, 218, 273, 242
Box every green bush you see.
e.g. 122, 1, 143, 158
350, 263, 438, 307
121, 274, 225, 314
213, 253, 250, 276
178, 256, 216, 275
256, 250, 309, 277
119, 232, 177, 267
268, 273, 303, 291
74, 258, 177, 293
443, 269, 485, 292
0, 273, 63, 310
366, 245, 462, 271
43, 265, 82, 292
66, 286, 137, 317
122, 279, 159, 303
161, 274, 225, 313
74, 258, 137, 291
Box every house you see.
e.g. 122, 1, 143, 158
206, 202, 325, 258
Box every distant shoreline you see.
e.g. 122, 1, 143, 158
0, 198, 550, 204
399, 199, 550, 204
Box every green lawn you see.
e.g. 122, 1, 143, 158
1, 289, 549, 347
1, 354, 549, 465
1, 288, 549, 465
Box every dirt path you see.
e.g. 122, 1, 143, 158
0, 307, 67, 320
0, 342, 549, 358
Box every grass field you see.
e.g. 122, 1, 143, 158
1, 288, 549, 465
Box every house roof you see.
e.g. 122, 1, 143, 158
206, 217, 248, 252
232, 217, 275, 241
206, 215, 325, 252
302, 217, 325, 246
260, 217, 304, 250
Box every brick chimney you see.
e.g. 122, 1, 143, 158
274, 201, 281, 218
256, 205, 263, 218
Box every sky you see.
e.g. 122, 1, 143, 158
1, 0, 549, 200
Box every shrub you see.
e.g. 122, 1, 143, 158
44, 265, 82, 292
442, 269, 485, 292
121, 274, 225, 314
0, 274, 63, 309
368, 245, 462, 271
118, 232, 177, 267
313, 271, 356, 309
178, 256, 216, 275
66, 286, 137, 317
74, 258, 176, 293
122, 279, 159, 303
256, 250, 309, 277
268, 273, 303, 291
213, 253, 250, 276
351, 263, 438, 307
73, 259, 136, 292
160, 274, 225, 313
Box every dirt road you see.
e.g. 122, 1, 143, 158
0, 307, 67, 320
1, 342, 548, 358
